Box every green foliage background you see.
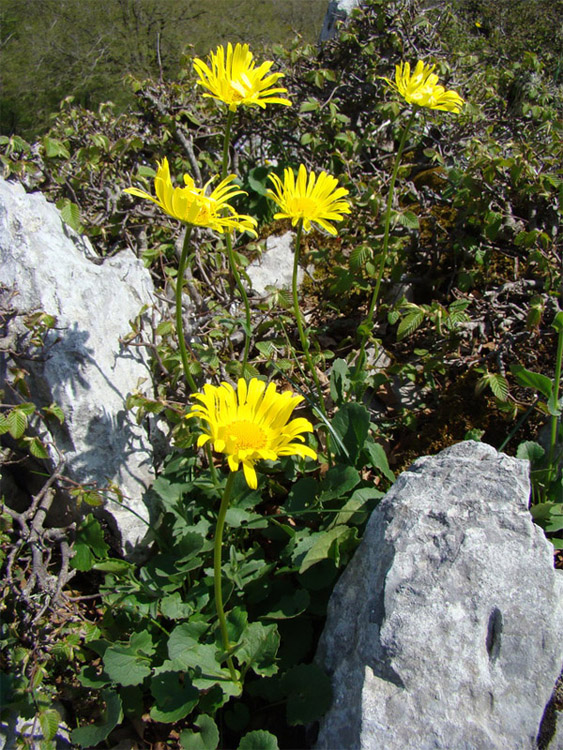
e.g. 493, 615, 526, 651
0, 0, 328, 138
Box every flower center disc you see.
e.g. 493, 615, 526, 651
289, 197, 318, 218
227, 420, 268, 451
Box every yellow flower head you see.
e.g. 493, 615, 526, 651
266, 164, 351, 235
187, 378, 317, 489
125, 157, 257, 235
193, 42, 292, 112
382, 60, 464, 113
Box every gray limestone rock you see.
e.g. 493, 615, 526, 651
246, 232, 303, 297
316, 441, 563, 750
0, 177, 155, 552
320, 0, 363, 41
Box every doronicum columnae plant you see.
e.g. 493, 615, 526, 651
187, 377, 317, 685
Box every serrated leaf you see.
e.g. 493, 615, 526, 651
7, 408, 28, 439
0, 413, 9, 435
238, 730, 279, 750
397, 210, 420, 229
282, 664, 332, 725
27, 436, 49, 459
70, 689, 123, 748
349, 244, 371, 271
57, 199, 83, 232
396, 310, 425, 341
39, 708, 61, 741
488, 373, 509, 401
179, 714, 219, 750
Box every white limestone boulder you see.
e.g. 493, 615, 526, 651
316, 441, 563, 750
0, 177, 155, 553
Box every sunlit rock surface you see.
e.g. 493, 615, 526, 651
0, 177, 155, 553
316, 441, 563, 750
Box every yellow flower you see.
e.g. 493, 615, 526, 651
382, 60, 464, 113
187, 378, 317, 489
193, 42, 292, 111
266, 164, 351, 235
125, 158, 257, 235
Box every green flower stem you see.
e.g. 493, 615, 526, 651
354, 108, 417, 377
177, 226, 218, 484
548, 323, 563, 473
213, 471, 238, 684
221, 109, 235, 180
225, 231, 252, 373
292, 220, 326, 416
221, 108, 252, 375
176, 225, 198, 394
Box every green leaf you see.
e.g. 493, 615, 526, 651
329, 358, 352, 404
397, 210, 420, 229
299, 526, 357, 574
78, 664, 111, 689
247, 165, 271, 196
43, 136, 70, 159
0, 413, 9, 435
237, 622, 280, 677
92, 559, 134, 573
70, 689, 123, 748
511, 364, 553, 399
160, 592, 194, 620
282, 664, 332, 725
552, 312, 563, 333
332, 487, 383, 526
26, 436, 49, 459
364, 441, 395, 481
56, 198, 83, 232
238, 730, 279, 750
285, 477, 319, 516
396, 309, 425, 341
516, 441, 545, 464
331, 402, 370, 465
319, 465, 360, 502
39, 708, 61, 741
150, 664, 199, 723
168, 631, 237, 693
7, 408, 28, 439
487, 373, 509, 401
42, 403, 65, 424
547, 392, 562, 417
103, 633, 154, 686
264, 589, 310, 620
71, 515, 109, 571
179, 714, 219, 750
